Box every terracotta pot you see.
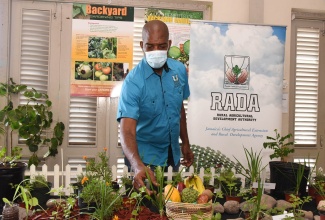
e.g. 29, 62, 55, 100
315, 194, 325, 205
319, 211, 325, 220
225, 195, 242, 202
284, 191, 300, 203
308, 184, 317, 199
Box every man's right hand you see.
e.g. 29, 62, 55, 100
132, 164, 159, 196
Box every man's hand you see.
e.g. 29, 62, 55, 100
180, 143, 194, 167
132, 164, 159, 195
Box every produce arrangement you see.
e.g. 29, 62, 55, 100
164, 174, 212, 204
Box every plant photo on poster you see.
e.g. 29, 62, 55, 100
88, 37, 117, 59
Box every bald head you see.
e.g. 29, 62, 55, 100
142, 20, 169, 41
140, 20, 171, 53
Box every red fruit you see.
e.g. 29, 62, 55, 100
177, 182, 186, 193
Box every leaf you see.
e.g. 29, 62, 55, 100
29, 197, 39, 206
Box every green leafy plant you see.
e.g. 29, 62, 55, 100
263, 129, 294, 161
47, 186, 79, 219
127, 186, 150, 220
217, 168, 241, 196
2, 179, 39, 218
242, 180, 266, 220
80, 178, 123, 219
79, 148, 123, 219
0, 146, 22, 167
0, 78, 65, 167
284, 194, 312, 219
234, 147, 267, 190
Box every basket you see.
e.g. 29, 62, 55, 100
165, 201, 213, 220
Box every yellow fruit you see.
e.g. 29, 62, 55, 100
184, 174, 205, 194
164, 184, 181, 202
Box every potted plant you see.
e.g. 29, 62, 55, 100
216, 168, 242, 202
284, 162, 309, 202
28, 174, 52, 209
2, 179, 38, 219
0, 78, 65, 168
233, 147, 267, 193
0, 146, 26, 214
78, 148, 123, 219
263, 129, 310, 199
263, 129, 294, 162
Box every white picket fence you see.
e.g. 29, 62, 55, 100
24, 164, 242, 195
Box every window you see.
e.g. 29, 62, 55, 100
290, 11, 325, 168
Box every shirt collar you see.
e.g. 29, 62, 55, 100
143, 58, 170, 79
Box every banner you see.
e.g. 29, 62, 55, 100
145, 9, 203, 69
70, 4, 134, 97
187, 21, 286, 165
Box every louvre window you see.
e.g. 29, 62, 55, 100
68, 97, 97, 146
294, 27, 320, 145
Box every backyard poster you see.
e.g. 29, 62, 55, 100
70, 4, 134, 97
187, 21, 286, 167
144, 9, 203, 68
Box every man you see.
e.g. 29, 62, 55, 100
116, 20, 194, 194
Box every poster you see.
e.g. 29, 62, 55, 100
187, 21, 286, 165
70, 4, 134, 97
144, 9, 203, 68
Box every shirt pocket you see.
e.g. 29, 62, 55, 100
140, 95, 162, 119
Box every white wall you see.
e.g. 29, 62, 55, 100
0, 0, 9, 89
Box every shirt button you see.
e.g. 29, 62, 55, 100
166, 104, 168, 107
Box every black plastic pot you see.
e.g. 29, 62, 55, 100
269, 161, 310, 200
30, 182, 52, 209
0, 162, 27, 213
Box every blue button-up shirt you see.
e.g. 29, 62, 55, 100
117, 57, 190, 166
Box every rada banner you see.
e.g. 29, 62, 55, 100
187, 21, 286, 164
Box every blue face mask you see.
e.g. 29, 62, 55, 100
145, 50, 168, 69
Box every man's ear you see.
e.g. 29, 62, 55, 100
168, 40, 172, 49
140, 41, 143, 50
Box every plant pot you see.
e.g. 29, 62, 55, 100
308, 184, 317, 199
30, 182, 52, 209
1, 203, 19, 220
319, 210, 325, 220
225, 195, 242, 202
315, 193, 325, 205
269, 161, 310, 200
0, 162, 27, 213
284, 191, 300, 203
77, 186, 96, 213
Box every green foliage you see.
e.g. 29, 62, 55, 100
79, 149, 123, 219
0, 78, 65, 167
128, 187, 150, 220
263, 129, 294, 161
81, 148, 112, 184
2, 179, 39, 218
80, 179, 122, 219
234, 147, 267, 188
48, 186, 78, 219
284, 194, 312, 219
0, 146, 22, 166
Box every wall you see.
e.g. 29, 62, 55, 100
0, 0, 10, 111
